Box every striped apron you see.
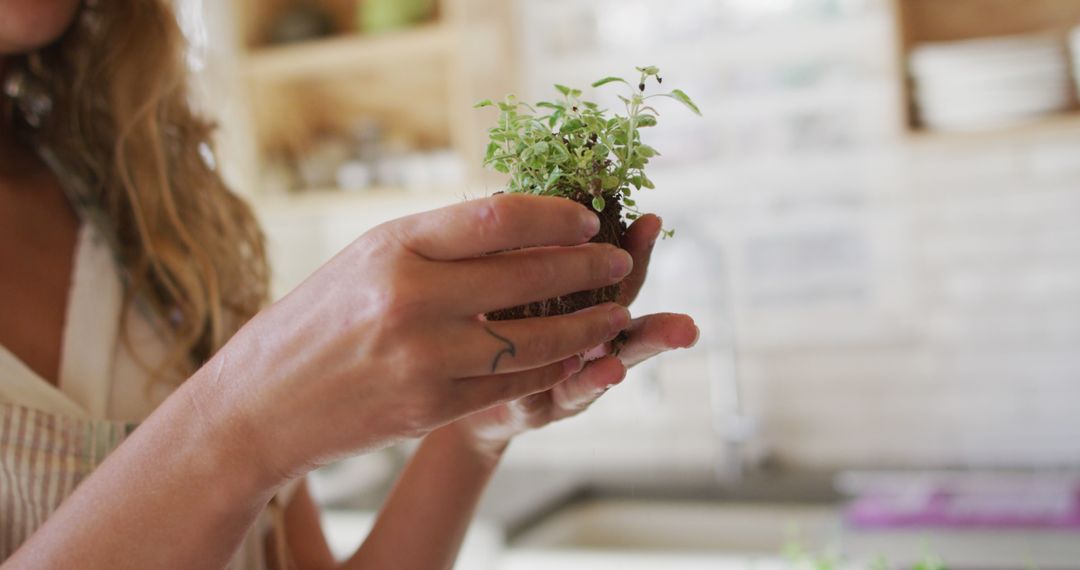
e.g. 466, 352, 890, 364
0, 221, 297, 568
0, 398, 294, 569
0, 402, 135, 558
0, 142, 297, 567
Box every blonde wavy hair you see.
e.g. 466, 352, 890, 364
5, 1, 268, 380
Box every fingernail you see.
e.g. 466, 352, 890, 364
687, 325, 701, 348
649, 216, 664, 247
604, 364, 630, 392
562, 355, 584, 376
609, 249, 633, 279
609, 305, 631, 333
581, 209, 600, 239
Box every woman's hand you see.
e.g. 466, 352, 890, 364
449, 214, 699, 459
203, 194, 635, 483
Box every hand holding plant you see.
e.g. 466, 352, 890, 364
450, 212, 699, 458
476, 66, 700, 320
450, 68, 701, 456
216, 194, 635, 479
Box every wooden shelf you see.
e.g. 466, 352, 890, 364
245, 65, 455, 156
242, 24, 455, 83
903, 110, 1080, 143
895, 0, 1080, 45
890, 0, 1080, 139
251, 186, 470, 218
220, 0, 517, 198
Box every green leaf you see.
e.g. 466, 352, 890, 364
484, 141, 499, 162
479, 66, 701, 201
474, 99, 494, 108
544, 166, 562, 190
637, 145, 659, 158
561, 119, 584, 133
636, 115, 658, 127
666, 89, 701, 115
626, 213, 639, 220
592, 76, 630, 88
592, 196, 606, 212
550, 143, 570, 161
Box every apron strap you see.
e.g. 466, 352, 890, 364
57, 223, 123, 419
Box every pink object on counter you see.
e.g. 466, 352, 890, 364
845, 489, 1080, 530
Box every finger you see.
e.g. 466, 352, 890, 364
616, 313, 699, 368
450, 355, 584, 418
617, 214, 662, 306
578, 313, 698, 362
550, 356, 627, 420
441, 243, 633, 315
448, 303, 630, 377
389, 194, 600, 261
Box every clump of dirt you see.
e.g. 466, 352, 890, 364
485, 191, 627, 321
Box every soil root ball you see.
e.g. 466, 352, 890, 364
485, 192, 627, 321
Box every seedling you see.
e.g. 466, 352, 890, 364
783, 535, 952, 570
477, 66, 700, 320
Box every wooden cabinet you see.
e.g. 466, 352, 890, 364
202, 0, 517, 296
220, 0, 516, 200
891, 0, 1080, 138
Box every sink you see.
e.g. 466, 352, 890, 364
513, 499, 840, 553
501, 500, 842, 570
502, 498, 1080, 570
315, 467, 1080, 569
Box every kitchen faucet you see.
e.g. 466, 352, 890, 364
671, 219, 758, 486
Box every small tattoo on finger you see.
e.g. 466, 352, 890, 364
484, 326, 517, 373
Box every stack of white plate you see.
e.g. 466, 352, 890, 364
910, 33, 1072, 131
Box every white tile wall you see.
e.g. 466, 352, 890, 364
501, 0, 1080, 472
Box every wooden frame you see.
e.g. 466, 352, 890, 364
890, 0, 1080, 138
222, 0, 517, 197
